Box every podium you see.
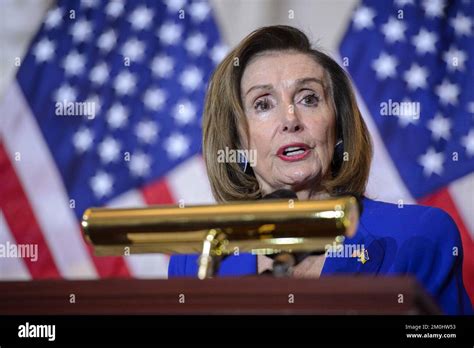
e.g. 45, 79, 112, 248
0, 276, 440, 315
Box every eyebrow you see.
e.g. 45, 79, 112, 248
244, 77, 325, 98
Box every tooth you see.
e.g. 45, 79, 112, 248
287, 150, 305, 156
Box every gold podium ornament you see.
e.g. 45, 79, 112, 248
82, 196, 359, 279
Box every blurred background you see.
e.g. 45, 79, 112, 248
0, 0, 472, 303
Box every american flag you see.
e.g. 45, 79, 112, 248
340, 0, 474, 300
0, 0, 223, 279
1, 0, 473, 304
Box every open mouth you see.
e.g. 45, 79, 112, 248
282, 146, 307, 157
277, 143, 311, 162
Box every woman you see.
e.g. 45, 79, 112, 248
168, 25, 472, 315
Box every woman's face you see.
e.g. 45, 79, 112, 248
240, 51, 336, 197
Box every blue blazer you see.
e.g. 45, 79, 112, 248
168, 197, 473, 315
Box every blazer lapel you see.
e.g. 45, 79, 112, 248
321, 219, 385, 275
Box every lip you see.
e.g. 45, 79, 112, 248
276, 142, 311, 162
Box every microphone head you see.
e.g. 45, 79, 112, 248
261, 189, 298, 200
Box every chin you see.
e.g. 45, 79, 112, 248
279, 171, 320, 189
282, 166, 320, 181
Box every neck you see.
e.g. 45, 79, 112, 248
259, 181, 330, 201
257, 173, 332, 201
295, 189, 331, 201
289, 174, 330, 201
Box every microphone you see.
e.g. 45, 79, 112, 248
258, 189, 362, 276
260, 189, 304, 276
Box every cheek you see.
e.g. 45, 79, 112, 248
247, 118, 276, 154
309, 119, 335, 164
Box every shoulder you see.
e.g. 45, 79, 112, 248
360, 197, 462, 266
360, 197, 472, 314
360, 197, 461, 249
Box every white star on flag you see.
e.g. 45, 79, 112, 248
189, 1, 211, 22
435, 79, 460, 106
427, 113, 451, 141
403, 64, 428, 90
105, 1, 124, 18
151, 55, 174, 78
143, 88, 167, 111
73, 127, 94, 153
114, 71, 137, 96
33, 38, 55, 63
422, 0, 445, 18
179, 66, 203, 91
121, 38, 145, 61
135, 121, 159, 144
418, 147, 445, 177
70, 19, 92, 42
90, 62, 109, 85
63, 51, 85, 76
372, 52, 398, 79
164, 133, 190, 159
210, 44, 228, 65
97, 30, 117, 52
185, 33, 207, 56
106, 103, 129, 129
54, 84, 77, 102
128, 152, 152, 177
173, 100, 197, 125
412, 29, 437, 54
90, 171, 114, 198
461, 130, 474, 157
98, 137, 121, 164
353, 6, 376, 30
381, 17, 406, 43
450, 13, 472, 36
128, 6, 153, 31
443, 46, 467, 72
158, 22, 183, 45
45, 8, 62, 29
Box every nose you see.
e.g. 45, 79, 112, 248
280, 104, 303, 133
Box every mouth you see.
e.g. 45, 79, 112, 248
276, 142, 311, 162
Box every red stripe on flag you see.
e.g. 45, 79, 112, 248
0, 142, 61, 278
84, 240, 131, 278
83, 178, 175, 277
142, 178, 175, 205
418, 188, 474, 303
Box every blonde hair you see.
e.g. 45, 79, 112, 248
202, 25, 372, 202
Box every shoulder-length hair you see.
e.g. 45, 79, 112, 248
202, 25, 372, 202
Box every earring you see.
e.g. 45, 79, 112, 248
238, 153, 249, 173
242, 155, 249, 173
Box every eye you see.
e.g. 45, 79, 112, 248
300, 93, 320, 106
254, 97, 271, 111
